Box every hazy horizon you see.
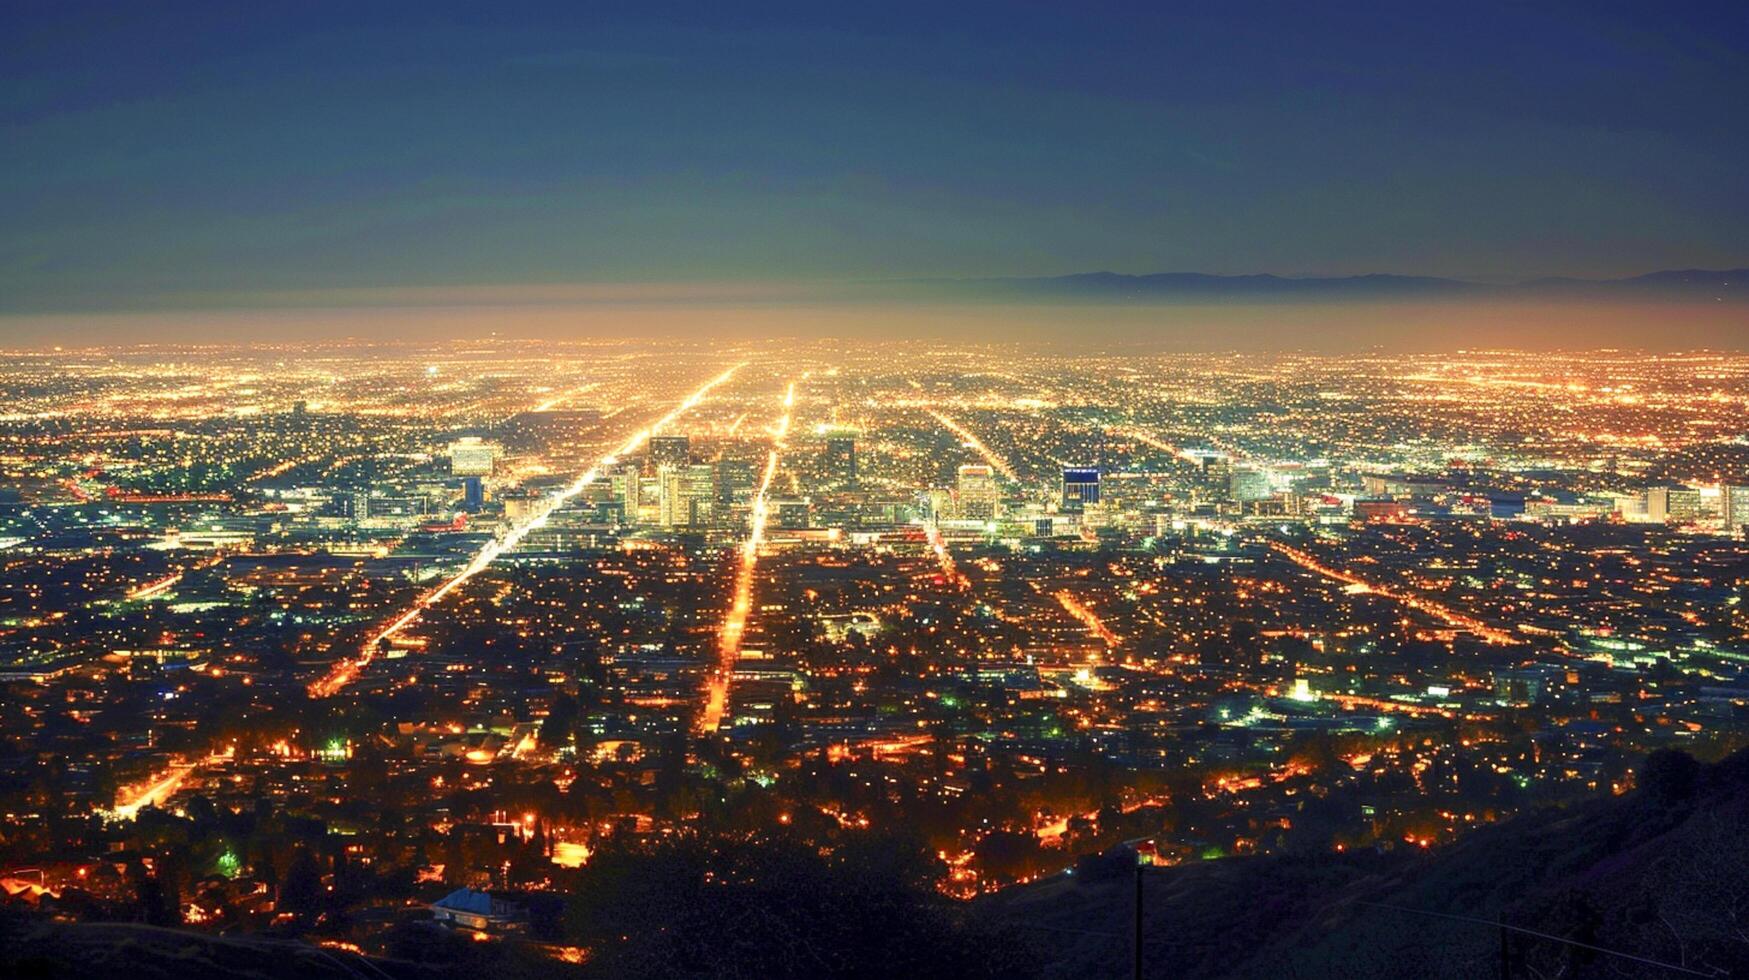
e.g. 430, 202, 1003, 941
8, 7, 1749, 977
3, 293, 1744, 352
7, 3, 1749, 342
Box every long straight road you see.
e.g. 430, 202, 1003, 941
310, 363, 744, 698
698, 376, 803, 734
927, 409, 1019, 481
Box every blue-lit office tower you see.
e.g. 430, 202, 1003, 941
461, 476, 485, 512
1061, 467, 1100, 513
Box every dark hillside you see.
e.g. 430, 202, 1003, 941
981, 748, 1749, 979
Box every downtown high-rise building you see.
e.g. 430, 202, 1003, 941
612, 465, 643, 525
649, 434, 691, 470
823, 435, 857, 488
656, 466, 683, 527
1723, 484, 1749, 536
1229, 466, 1273, 503
716, 458, 756, 505
448, 436, 498, 477
658, 463, 718, 527
460, 475, 485, 512
1060, 467, 1099, 513
956, 464, 998, 522
1645, 485, 1701, 524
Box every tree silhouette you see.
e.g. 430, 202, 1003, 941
280, 847, 322, 915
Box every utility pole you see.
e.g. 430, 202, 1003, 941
1133, 861, 1144, 980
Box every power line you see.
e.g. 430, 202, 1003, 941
1355, 900, 1726, 978
1003, 919, 1123, 941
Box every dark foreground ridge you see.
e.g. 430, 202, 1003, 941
8, 747, 1748, 980
980, 746, 1749, 979
0, 916, 444, 980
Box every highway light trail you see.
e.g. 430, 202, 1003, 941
1269, 541, 1520, 645
112, 763, 195, 819
1115, 427, 1193, 462
1118, 426, 1247, 463
110, 746, 242, 821
699, 378, 801, 734
124, 555, 223, 601
311, 364, 744, 698
532, 382, 599, 412
246, 454, 320, 483
127, 574, 183, 601
927, 409, 1018, 481
924, 522, 970, 589
1053, 589, 1122, 654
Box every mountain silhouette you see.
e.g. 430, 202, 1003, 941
907, 268, 1747, 302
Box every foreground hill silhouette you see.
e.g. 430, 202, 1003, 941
6, 747, 1746, 979
981, 746, 1749, 978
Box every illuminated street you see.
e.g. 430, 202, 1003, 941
5, 4, 1748, 976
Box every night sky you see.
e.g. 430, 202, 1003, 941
3, 1, 1747, 321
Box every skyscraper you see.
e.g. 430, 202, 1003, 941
716, 458, 756, 505
823, 435, 857, 488
448, 437, 498, 477
683, 464, 716, 525
1723, 484, 1749, 536
657, 466, 687, 527
460, 475, 485, 512
1229, 467, 1272, 503
956, 464, 998, 522
1187, 450, 1229, 492
649, 435, 691, 470
613, 465, 642, 525
1646, 485, 1700, 523
655, 464, 719, 527
1060, 467, 1099, 512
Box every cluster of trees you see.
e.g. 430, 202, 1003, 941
18, 790, 434, 934
568, 830, 1041, 979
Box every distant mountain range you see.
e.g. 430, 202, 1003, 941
902, 268, 1748, 302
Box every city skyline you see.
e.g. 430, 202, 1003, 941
2, 339, 1748, 978
4, 4, 1749, 979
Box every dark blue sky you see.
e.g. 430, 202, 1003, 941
4, 1, 1746, 312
